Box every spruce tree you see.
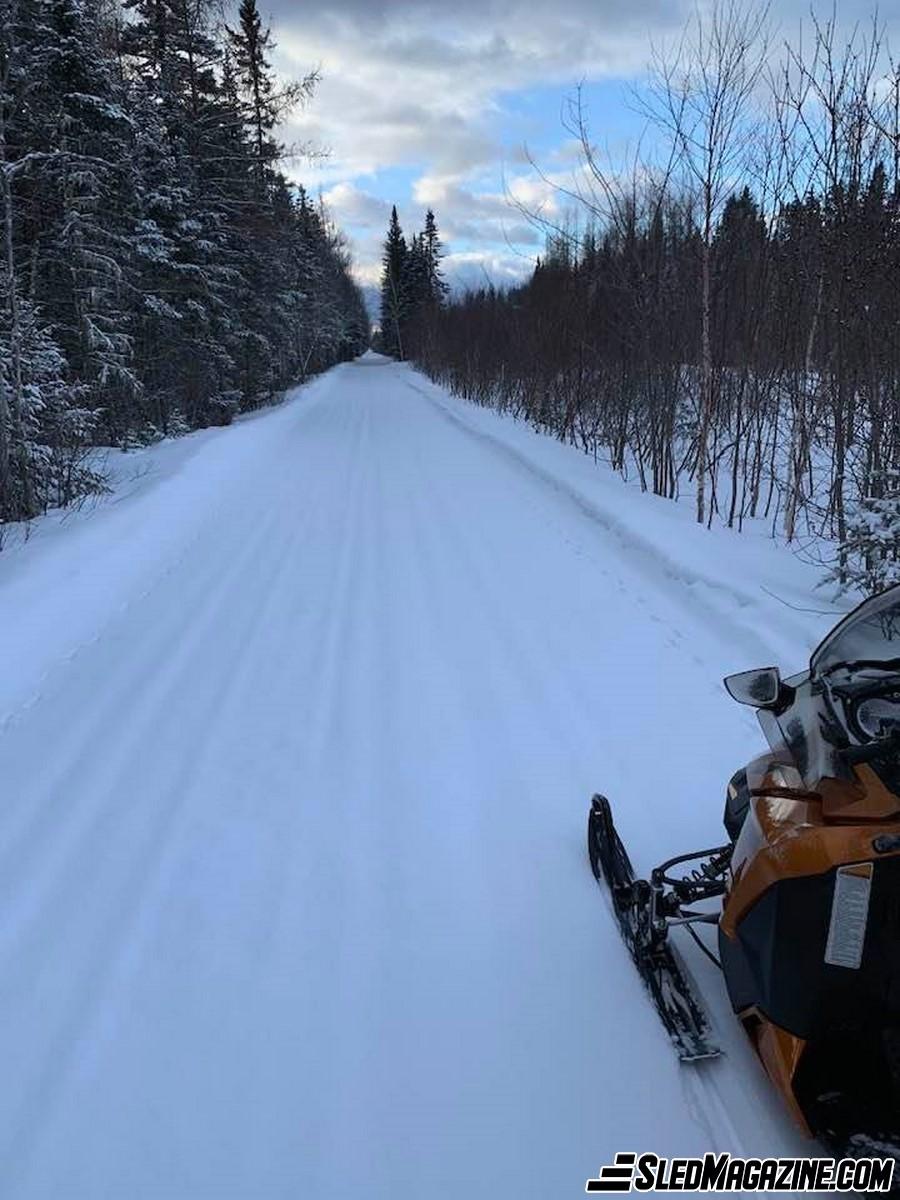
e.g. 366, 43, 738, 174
0, 0, 368, 524
422, 209, 448, 305
226, 0, 316, 192
1, 0, 71, 514
380, 206, 407, 359
32, 0, 141, 441
401, 234, 429, 313
227, 0, 272, 186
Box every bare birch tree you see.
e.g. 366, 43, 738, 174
642, 0, 770, 525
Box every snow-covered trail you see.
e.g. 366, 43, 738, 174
0, 353, 825, 1198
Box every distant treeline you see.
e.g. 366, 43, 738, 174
415, 7, 900, 591
0, 0, 369, 526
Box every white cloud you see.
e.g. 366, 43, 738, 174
271, 1, 900, 284
321, 182, 391, 229
442, 250, 533, 291
269, 0, 697, 280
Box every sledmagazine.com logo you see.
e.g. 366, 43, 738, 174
585, 1152, 896, 1193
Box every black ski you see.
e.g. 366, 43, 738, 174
588, 794, 720, 1062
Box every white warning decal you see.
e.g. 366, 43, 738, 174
825, 863, 873, 970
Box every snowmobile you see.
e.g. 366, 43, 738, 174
588, 582, 900, 1158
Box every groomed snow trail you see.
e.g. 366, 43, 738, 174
0, 354, 821, 1198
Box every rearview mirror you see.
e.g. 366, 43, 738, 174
724, 667, 782, 708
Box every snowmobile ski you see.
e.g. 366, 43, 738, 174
587, 794, 720, 1063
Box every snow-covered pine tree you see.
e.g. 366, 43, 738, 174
122, 0, 251, 427
224, 0, 321, 406
28, 0, 142, 444
828, 473, 900, 595
287, 190, 367, 379
0, 0, 81, 516
0, 276, 101, 521
0, 0, 367, 527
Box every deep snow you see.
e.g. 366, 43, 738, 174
0, 352, 848, 1198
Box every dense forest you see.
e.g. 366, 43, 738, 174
413, 9, 900, 591
0, 0, 368, 528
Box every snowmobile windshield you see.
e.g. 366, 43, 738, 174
759, 671, 853, 787
811, 585, 900, 680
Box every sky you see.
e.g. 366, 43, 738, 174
269, 0, 898, 295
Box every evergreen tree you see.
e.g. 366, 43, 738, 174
225, 0, 315, 192
29, 0, 141, 440
401, 233, 429, 313
0, 0, 368, 526
828, 473, 900, 594
1, 0, 69, 515
0, 285, 100, 520
379, 205, 407, 359
226, 0, 272, 187
422, 209, 448, 305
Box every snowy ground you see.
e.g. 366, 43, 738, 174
0, 352, 849, 1199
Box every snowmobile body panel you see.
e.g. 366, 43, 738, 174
723, 774, 900, 937
732, 1008, 810, 1133
720, 764, 900, 1142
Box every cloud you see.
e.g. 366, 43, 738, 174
269, 0, 697, 284
268, 0, 900, 287
321, 182, 391, 229
442, 250, 534, 291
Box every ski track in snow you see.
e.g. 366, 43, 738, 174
0, 353, 833, 1198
